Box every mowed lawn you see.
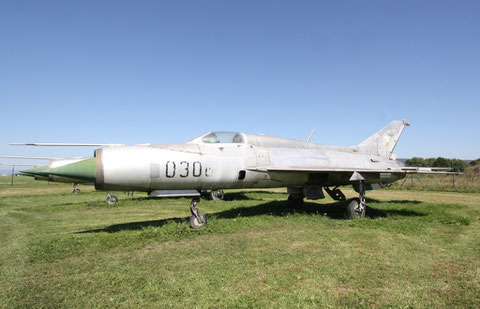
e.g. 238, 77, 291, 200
1, 180, 479, 308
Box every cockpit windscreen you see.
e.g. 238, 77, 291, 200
201, 132, 245, 143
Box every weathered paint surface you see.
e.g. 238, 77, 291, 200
19, 120, 414, 195
92, 120, 408, 193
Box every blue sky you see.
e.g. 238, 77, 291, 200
1, 0, 479, 171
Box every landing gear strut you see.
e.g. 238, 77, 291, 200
288, 193, 304, 209
346, 180, 366, 219
189, 198, 207, 229
106, 191, 118, 205
72, 183, 80, 194
324, 186, 346, 201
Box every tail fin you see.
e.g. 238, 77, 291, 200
358, 119, 409, 158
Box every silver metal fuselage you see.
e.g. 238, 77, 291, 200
94, 140, 404, 192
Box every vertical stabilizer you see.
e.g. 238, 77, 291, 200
358, 119, 409, 158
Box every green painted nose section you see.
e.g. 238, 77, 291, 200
20, 165, 50, 176
46, 158, 96, 182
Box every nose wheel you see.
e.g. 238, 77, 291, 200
106, 192, 118, 205
189, 198, 207, 229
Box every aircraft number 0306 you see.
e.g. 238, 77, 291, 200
165, 161, 212, 178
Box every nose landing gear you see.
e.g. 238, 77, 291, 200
189, 198, 207, 229
106, 191, 118, 205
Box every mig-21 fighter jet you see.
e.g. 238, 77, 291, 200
13, 120, 452, 229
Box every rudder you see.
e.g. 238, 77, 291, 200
358, 119, 409, 158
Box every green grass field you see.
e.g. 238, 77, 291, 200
1, 178, 479, 308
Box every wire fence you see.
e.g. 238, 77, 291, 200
391, 168, 480, 192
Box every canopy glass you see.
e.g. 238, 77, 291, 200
201, 132, 245, 143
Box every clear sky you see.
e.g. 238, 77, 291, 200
1, 0, 479, 171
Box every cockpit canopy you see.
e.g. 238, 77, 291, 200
200, 132, 245, 144
188, 131, 310, 149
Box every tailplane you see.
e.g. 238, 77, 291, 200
358, 119, 409, 158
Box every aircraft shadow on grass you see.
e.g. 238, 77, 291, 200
106, 191, 262, 202
78, 197, 426, 234
365, 197, 423, 205
222, 191, 265, 201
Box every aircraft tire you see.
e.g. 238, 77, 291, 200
189, 212, 207, 229
210, 190, 224, 201
346, 198, 365, 219
106, 195, 118, 205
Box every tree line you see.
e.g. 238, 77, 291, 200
405, 157, 471, 172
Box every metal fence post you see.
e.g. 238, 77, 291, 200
11, 165, 14, 186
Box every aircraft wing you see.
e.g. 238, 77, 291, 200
249, 166, 459, 175
0, 155, 61, 160
0, 163, 40, 167
10, 143, 126, 147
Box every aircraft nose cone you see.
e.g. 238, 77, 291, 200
19, 165, 50, 176
46, 158, 96, 182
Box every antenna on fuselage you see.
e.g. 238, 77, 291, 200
307, 129, 315, 144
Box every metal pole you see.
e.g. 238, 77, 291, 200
452, 166, 456, 189
11, 165, 14, 186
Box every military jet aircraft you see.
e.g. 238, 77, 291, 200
16, 119, 451, 229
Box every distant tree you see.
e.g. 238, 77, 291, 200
405, 157, 427, 167
405, 157, 468, 172
469, 158, 480, 166
426, 158, 436, 167
432, 157, 449, 168
450, 159, 468, 172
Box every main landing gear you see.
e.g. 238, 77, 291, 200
189, 198, 207, 229
346, 180, 366, 219
106, 191, 118, 205
287, 178, 367, 219
210, 189, 225, 201
324, 186, 346, 201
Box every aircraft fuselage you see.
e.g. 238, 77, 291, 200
94, 143, 405, 192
